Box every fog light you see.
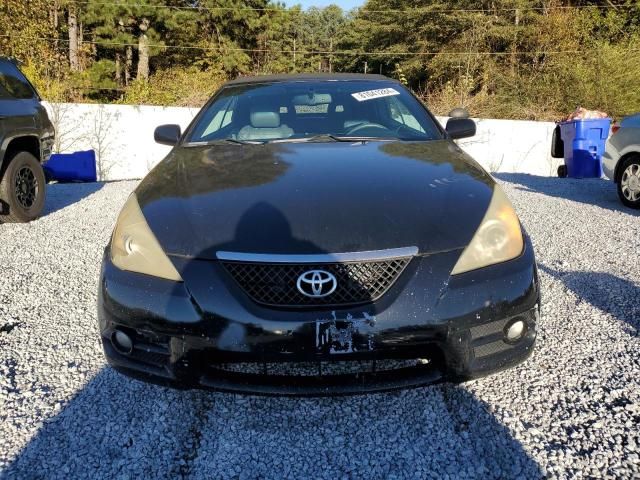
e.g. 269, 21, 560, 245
504, 318, 526, 343
111, 330, 133, 354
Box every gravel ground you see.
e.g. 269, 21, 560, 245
1, 174, 639, 479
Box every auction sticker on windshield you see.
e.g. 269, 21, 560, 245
351, 87, 400, 102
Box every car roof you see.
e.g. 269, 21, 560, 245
223, 73, 397, 86
0, 57, 24, 69
621, 113, 640, 128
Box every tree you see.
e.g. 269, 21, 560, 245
0, 0, 59, 68
68, 3, 80, 71
297, 5, 347, 72
3, 0, 638, 120
188, 0, 270, 77
83, 0, 185, 84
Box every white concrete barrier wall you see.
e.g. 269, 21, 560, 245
44, 102, 561, 181
441, 117, 562, 177
43, 102, 200, 181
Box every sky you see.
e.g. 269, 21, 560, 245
284, 0, 364, 10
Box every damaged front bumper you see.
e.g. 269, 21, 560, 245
98, 237, 540, 396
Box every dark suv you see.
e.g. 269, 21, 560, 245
0, 57, 54, 222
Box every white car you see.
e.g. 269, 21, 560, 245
602, 113, 640, 208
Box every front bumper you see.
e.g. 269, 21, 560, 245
602, 147, 617, 181
98, 237, 540, 396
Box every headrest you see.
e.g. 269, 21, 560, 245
250, 110, 280, 128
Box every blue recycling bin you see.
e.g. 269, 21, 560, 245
43, 150, 97, 182
559, 118, 611, 178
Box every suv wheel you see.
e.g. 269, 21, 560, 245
0, 151, 46, 222
617, 155, 640, 209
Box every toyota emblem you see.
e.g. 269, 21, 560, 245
296, 270, 337, 298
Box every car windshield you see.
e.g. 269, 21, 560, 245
185, 80, 443, 144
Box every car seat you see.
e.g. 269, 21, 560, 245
237, 105, 293, 141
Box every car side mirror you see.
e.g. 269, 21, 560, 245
154, 124, 181, 146
445, 118, 476, 140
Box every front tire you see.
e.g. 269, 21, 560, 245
0, 151, 46, 223
617, 155, 640, 209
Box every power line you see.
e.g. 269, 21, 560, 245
3, 34, 635, 57
73, 0, 638, 15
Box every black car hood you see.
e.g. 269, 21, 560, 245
135, 140, 494, 259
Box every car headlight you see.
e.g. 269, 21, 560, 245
451, 184, 523, 275
110, 194, 183, 281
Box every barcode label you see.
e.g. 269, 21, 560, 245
351, 88, 401, 102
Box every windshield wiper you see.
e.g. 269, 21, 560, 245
221, 138, 264, 145
270, 134, 400, 144
268, 134, 346, 143
187, 138, 264, 146
303, 134, 355, 142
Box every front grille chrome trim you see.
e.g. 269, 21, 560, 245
216, 246, 419, 264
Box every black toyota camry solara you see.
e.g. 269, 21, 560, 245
98, 73, 540, 395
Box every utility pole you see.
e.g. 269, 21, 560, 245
293, 38, 296, 71
364, 61, 368, 74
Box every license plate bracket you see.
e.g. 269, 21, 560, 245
315, 313, 376, 354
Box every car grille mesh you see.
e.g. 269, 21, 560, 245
214, 359, 427, 377
221, 258, 411, 307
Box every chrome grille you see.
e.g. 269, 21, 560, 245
221, 257, 411, 307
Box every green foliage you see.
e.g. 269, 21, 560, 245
0, 0, 63, 92
121, 67, 224, 107
393, 64, 408, 85
340, 1, 640, 120
2, 0, 639, 119
85, 60, 117, 89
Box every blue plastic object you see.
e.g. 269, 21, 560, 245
559, 118, 611, 178
43, 150, 97, 183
